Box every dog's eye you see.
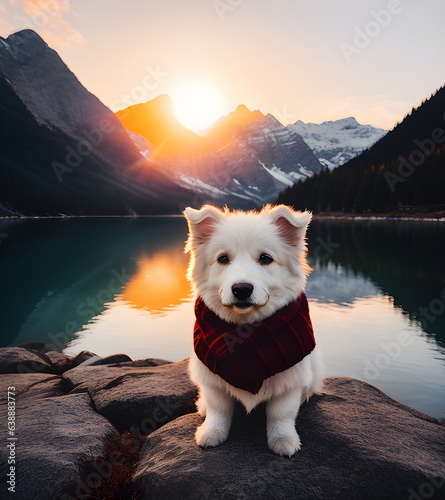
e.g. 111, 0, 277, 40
259, 253, 273, 265
217, 254, 230, 264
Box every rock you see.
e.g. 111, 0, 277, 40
0, 393, 119, 500
80, 353, 133, 367
73, 350, 98, 366
91, 359, 197, 433
118, 358, 171, 368
3, 343, 442, 500
134, 378, 445, 500
0, 373, 65, 404
45, 351, 75, 374
17, 342, 48, 353
64, 358, 171, 390
0, 347, 54, 374
64, 358, 197, 432
69, 353, 134, 370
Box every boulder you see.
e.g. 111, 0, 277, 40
70, 353, 133, 369
0, 393, 119, 500
18, 342, 48, 353
63, 357, 172, 390
0, 373, 65, 403
82, 353, 133, 366
134, 378, 445, 500
63, 358, 197, 432
73, 350, 99, 366
2, 343, 443, 500
0, 347, 54, 374
118, 358, 172, 368
45, 350, 75, 374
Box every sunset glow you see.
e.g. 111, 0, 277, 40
1, 2, 443, 129
170, 79, 225, 132
122, 252, 192, 315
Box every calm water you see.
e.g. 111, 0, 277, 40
1, 216, 444, 419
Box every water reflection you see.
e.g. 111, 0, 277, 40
1, 217, 444, 352
0, 217, 189, 348
122, 250, 192, 315
0, 216, 444, 417
307, 220, 445, 350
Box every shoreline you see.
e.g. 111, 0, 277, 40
314, 210, 445, 222
1, 208, 445, 222
2, 344, 444, 499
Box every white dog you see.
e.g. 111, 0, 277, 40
184, 204, 323, 457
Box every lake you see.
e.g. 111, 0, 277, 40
1, 216, 444, 419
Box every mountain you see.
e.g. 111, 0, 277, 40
115, 95, 211, 158
278, 86, 445, 213
288, 117, 388, 169
0, 30, 199, 216
118, 101, 323, 205
207, 104, 322, 178
0, 30, 322, 215
205, 104, 265, 146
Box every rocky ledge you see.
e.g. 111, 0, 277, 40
0, 344, 444, 500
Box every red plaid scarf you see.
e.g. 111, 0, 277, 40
193, 293, 316, 394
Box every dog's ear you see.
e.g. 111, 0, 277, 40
267, 205, 312, 246
183, 205, 223, 252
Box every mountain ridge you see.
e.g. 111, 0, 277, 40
0, 30, 199, 215
278, 85, 445, 212
115, 97, 324, 205
288, 117, 387, 169
115, 95, 211, 158
1, 29, 429, 216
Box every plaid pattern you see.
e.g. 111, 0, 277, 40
193, 293, 316, 394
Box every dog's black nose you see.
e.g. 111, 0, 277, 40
232, 283, 254, 301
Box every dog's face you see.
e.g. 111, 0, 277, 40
184, 205, 312, 324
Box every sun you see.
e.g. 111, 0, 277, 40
170, 79, 225, 132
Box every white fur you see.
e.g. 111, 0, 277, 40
184, 204, 323, 457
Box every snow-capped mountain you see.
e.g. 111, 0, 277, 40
0, 30, 199, 216
0, 29, 387, 215
118, 101, 323, 207
288, 117, 388, 169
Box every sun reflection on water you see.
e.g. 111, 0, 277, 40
122, 251, 193, 316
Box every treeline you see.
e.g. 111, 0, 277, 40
278, 86, 445, 212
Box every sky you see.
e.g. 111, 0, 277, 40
1, 0, 445, 130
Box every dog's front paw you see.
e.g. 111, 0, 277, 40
195, 424, 229, 448
268, 434, 301, 457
